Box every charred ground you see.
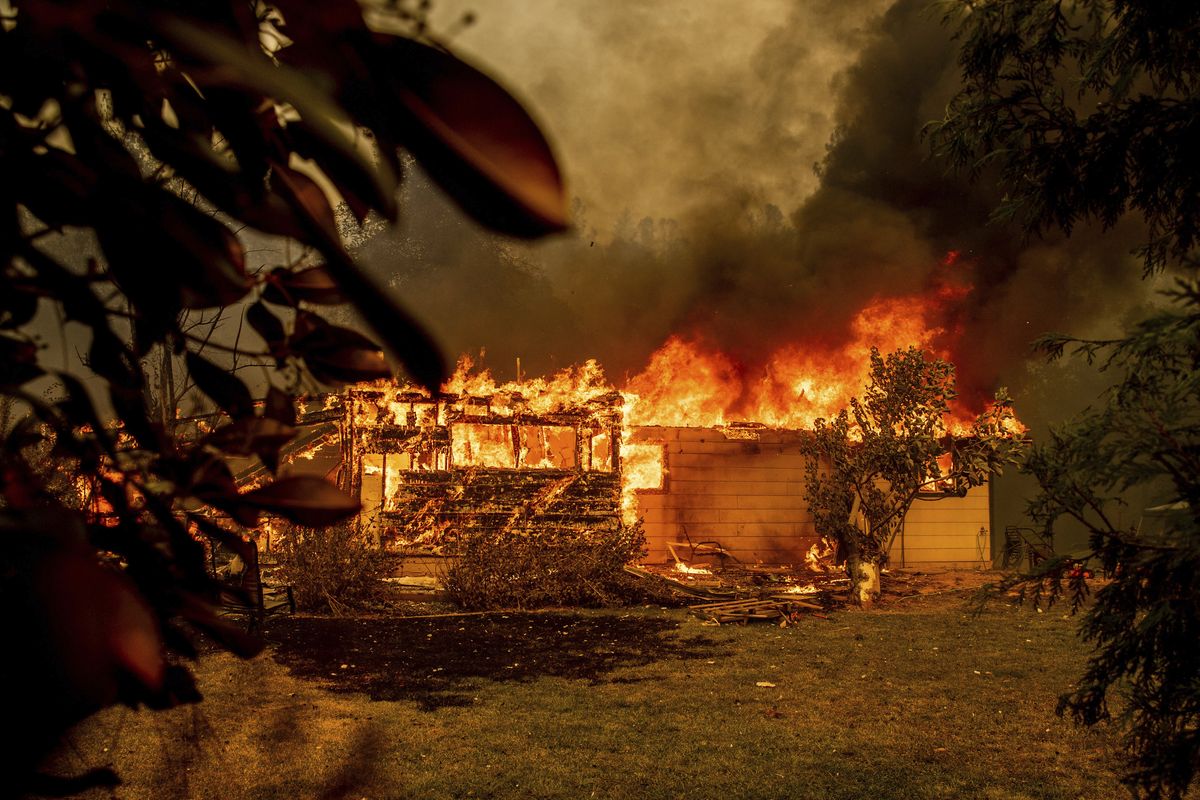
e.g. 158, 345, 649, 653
267, 610, 726, 710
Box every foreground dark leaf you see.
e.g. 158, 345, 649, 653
283, 119, 396, 223
318, 257, 446, 390
0, 334, 41, 387
203, 416, 297, 458
176, 591, 264, 659
246, 300, 287, 355
267, 264, 346, 306
185, 351, 254, 419
256, 155, 445, 390
190, 515, 255, 564
190, 458, 259, 526
238, 476, 360, 527
370, 34, 568, 238
290, 315, 392, 385
156, 16, 397, 220
32, 548, 166, 708
263, 386, 297, 427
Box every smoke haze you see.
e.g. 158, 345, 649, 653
363, 0, 1163, 416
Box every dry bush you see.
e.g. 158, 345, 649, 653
272, 522, 385, 613
445, 522, 651, 610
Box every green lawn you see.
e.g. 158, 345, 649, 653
46, 590, 1128, 799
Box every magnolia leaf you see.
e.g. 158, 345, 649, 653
191, 456, 238, 491
153, 193, 250, 309
93, 184, 249, 350
18, 246, 109, 331
303, 344, 391, 386
261, 149, 443, 389
15, 147, 97, 229
246, 300, 287, 354
291, 308, 324, 340
99, 369, 157, 451
190, 515, 255, 564
0, 286, 38, 329
185, 352, 254, 419
194, 462, 261, 527
318, 258, 446, 390
34, 549, 165, 708
238, 476, 360, 527
270, 265, 345, 306
263, 386, 298, 427
370, 34, 568, 238
258, 163, 441, 388
270, 162, 341, 243
156, 17, 397, 218
203, 417, 297, 458
290, 316, 392, 385
55, 372, 116, 458
176, 591, 264, 658
0, 334, 41, 387
282, 119, 396, 222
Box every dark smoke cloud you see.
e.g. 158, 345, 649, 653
367, 0, 1157, 417
441, 0, 889, 226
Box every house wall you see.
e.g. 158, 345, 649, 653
632, 425, 993, 566
632, 426, 818, 564
890, 483, 992, 567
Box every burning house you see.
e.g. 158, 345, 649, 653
271, 276, 1015, 569
322, 352, 997, 569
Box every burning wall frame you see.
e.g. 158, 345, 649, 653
341, 387, 626, 552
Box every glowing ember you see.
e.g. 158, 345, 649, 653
805, 539, 835, 572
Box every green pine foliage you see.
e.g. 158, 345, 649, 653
933, 2, 1200, 795
928, 0, 1200, 275
1013, 282, 1200, 800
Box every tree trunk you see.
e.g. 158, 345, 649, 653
845, 548, 882, 606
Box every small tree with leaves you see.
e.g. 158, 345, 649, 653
801, 347, 1023, 605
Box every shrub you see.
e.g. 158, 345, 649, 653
445, 522, 649, 610
272, 522, 385, 614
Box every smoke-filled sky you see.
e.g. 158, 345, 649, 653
438, 0, 893, 227
359, 0, 1166, 423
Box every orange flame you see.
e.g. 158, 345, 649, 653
623, 282, 982, 431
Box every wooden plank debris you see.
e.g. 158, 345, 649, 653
688, 594, 824, 625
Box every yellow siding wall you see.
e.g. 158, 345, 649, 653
633, 426, 992, 566
890, 483, 991, 566
634, 426, 818, 564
